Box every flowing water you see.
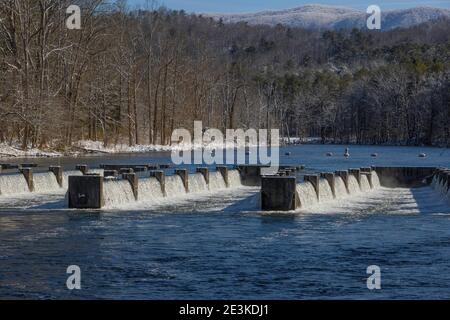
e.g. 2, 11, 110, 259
319, 179, 334, 202
372, 171, 381, 188
165, 175, 187, 196
228, 170, 242, 187
334, 176, 348, 199
209, 171, 227, 191
0, 174, 30, 195
360, 175, 372, 192
1, 144, 450, 299
188, 173, 208, 193
103, 179, 136, 208
33, 172, 60, 193
347, 175, 361, 194
138, 177, 164, 202
296, 182, 318, 209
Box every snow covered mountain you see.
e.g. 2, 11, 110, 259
207, 5, 450, 30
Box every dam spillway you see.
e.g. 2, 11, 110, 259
2, 163, 449, 212
261, 166, 446, 211
67, 166, 246, 209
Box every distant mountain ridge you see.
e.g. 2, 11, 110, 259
207, 4, 450, 30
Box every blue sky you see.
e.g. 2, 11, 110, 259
128, 0, 450, 13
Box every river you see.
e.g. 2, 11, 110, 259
0, 144, 449, 299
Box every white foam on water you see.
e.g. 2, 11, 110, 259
0, 174, 30, 196
209, 171, 227, 191
302, 186, 449, 216
138, 177, 164, 202
104, 186, 259, 212
103, 179, 136, 208
347, 175, 361, 194
335, 176, 348, 199
319, 179, 334, 202
188, 173, 208, 193
33, 172, 60, 193
296, 182, 318, 209
228, 170, 242, 187
360, 175, 371, 192
62, 170, 83, 189
165, 175, 187, 196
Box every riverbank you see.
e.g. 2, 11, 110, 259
0, 139, 264, 159
1, 138, 447, 160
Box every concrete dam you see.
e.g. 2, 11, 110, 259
1, 163, 449, 212
261, 166, 449, 211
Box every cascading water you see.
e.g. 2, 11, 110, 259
188, 173, 208, 193
0, 174, 30, 195
209, 171, 227, 191
347, 175, 361, 194
103, 179, 136, 207
228, 170, 242, 188
62, 170, 83, 189
319, 179, 334, 202
33, 172, 60, 193
334, 176, 348, 199
360, 175, 371, 192
138, 177, 164, 202
372, 172, 381, 188
165, 175, 187, 196
296, 182, 318, 209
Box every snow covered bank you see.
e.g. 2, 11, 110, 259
1, 137, 277, 159
0, 143, 62, 158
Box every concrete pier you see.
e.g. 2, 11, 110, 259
122, 173, 138, 200
20, 168, 34, 192
175, 169, 189, 192
150, 170, 166, 196
68, 175, 104, 209
304, 174, 320, 200
216, 166, 229, 187
261, 176, 298, 211
76, 165, 89, 175
49, 166, 63, 187
196, 167, 209, 185
321, 173, 336, 198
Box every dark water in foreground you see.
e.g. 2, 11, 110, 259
1, 144, 450, 299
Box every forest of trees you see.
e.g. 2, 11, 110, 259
0, 0, 449, 151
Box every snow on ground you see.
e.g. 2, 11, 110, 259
1, 136, 277, 159
0, 143, 62, 158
